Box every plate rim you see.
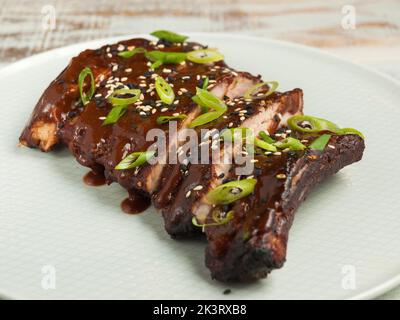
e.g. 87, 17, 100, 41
1, 32, 399, 300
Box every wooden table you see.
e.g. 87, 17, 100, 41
1, 0, 399, 299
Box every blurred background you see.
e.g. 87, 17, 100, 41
0, 0, 399, 79
0, 0, 399, 299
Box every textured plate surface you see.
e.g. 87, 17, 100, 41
0, 34, 399, 300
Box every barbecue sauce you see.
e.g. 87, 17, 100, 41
121, 191, 151, 214
83, 170, 106, 186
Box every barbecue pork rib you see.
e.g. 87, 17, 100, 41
19, 35, 365, 283
204, 133, 365, 281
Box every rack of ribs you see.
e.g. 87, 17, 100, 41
19, 34, 365, 282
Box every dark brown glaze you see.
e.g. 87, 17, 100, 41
121, 190, 151, 214
155, 89, 304, 238
83, 170, 107, 186
20, 37, 261, 199
204, 133, 365, 281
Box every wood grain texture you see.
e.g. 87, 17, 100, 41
0, 0, 399, 64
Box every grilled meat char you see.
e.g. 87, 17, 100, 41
19, 38, 261, 194
154, 89, 304, 237
204, 133, 365, 281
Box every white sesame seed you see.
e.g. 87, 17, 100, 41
173, 100, 179, 105
250, 159, 258, 163
273, 152, 282, 156
276, 174, 286, 179
193, 185, 203, 191
121, 77, 128, 82
95, 93, 102, 98
162, 68, 172, 73
328, 145, 336, 149
98, 116, 106, 120
161, 107, 168, 112
107, 53, 112, 58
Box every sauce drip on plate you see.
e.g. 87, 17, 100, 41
83, 170, 106, 186
121, 191, 151, 214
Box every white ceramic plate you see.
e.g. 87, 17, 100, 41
0, 33, 399, 300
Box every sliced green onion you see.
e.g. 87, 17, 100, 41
192, 210, 234, 228
259, 130, 275, 143
155, 76, 175, 104
287, 115, 340, 133
188, 111, 224, 128
108, 88, 141, 106
117, 47, 146, 58
78, 67, 95, 105
115, 150, 155, 170
254, 138, 277, 152
192, 95, 208, 112
202, 77, 209, 89
221, 128, 251, 142
288, 115, 364, 139
309, 134, 332, 151
339, 128, 365, 139
206, 179, 257, 205
150, 30, 188, 43
273, 137, 306, 151
145, 50, 187, 64
103, 105, 128, 126
222, 128, 276, 151
156, 114, 187, 125
194, 88, 227, 113
244, 81, 279, 100
151, 60, 163, 70
187, 49, 224, 64
189, 88, 227, 128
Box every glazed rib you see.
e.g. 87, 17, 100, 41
204, 133, 365, 281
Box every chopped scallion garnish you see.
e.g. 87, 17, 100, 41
187, 49, 224, 64
150, 30, 188, 43
103, 105, 128, 126
273, 137, 306, 151
287, 115, 364, 139
202, 77, 209, 89
156, 114, 187, 125
108, 88, 141, 106
244, 81, 279, 101
189, 88, 227, 128
205, 179, 257, 205
309, 134, 332, 151
155, 76, 175, 105
117, 47, 146, 58
115, 150, 155, 170
78, 67, 95, 105
259, 130, 275, 143
145, 50, 187, 69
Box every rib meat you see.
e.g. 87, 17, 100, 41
154, 89, 304, 237
204, 133, 365, 281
